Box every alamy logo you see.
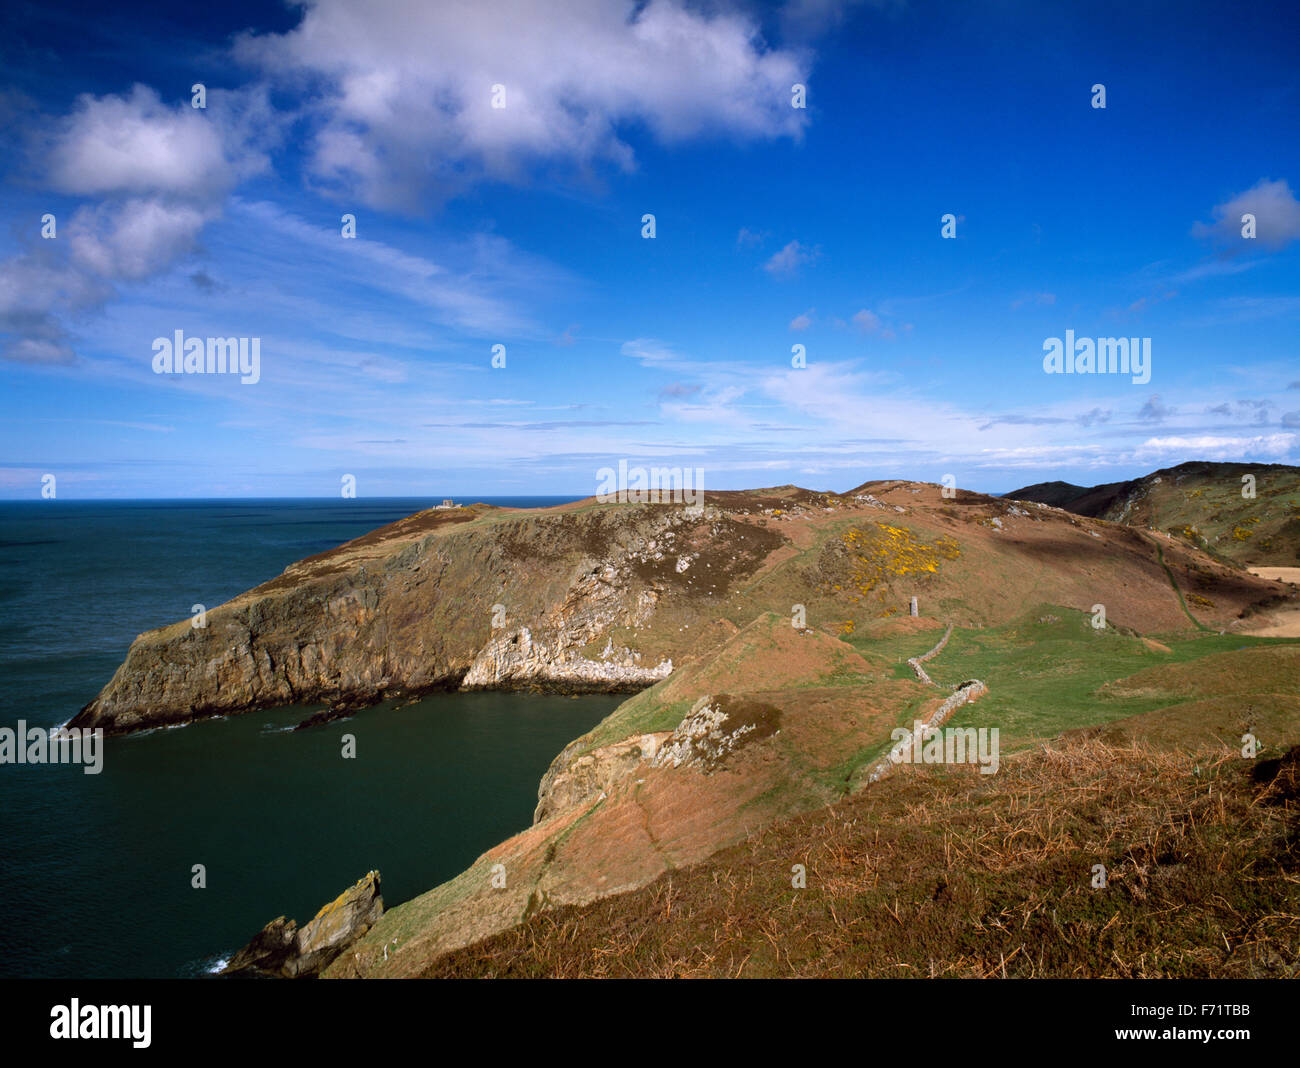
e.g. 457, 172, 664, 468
1042, 330, 1150, 384
889, 722, 1000, 775
152, 330, 261, 384
596, 460, 704, 513
50, 1000, 150, 1048
0, 721, 103, 774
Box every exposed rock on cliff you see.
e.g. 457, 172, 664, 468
533, 732, 664, 824
223, 871, 383, 978
649, 694, 781, 771
461, 625, 671, 691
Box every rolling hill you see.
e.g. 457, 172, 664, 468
1007, 461, 1300, 566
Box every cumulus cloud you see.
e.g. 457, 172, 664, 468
1205, 399, 1273, 427
789, 309, 814, 330
0, 250, 110, 364
847, 306, 909, 337
237, 0, 807, 211
47, 87, 229, 199
1135, 434, 1295, 461
0, 198, 210, 362
1, 85, 274, 362
42, 84, 272, 201
67, 200, 212, 282
1193, 177, 1300, 251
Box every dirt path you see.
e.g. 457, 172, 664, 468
1249, 567, 1300, 584
1241, 610, 1300, 638
1242, 568, 1300, 636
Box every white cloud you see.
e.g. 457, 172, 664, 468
68, 200, 211, 282
851, 308, 881, 332
1134, 434, 1295, 460
764, 239, 817, 277
0, 84, 279, 362
621, 338, 682, 365
45, 85, 261, 201
0, 251, 111, 364
237, 0, 808, 210
1193, 177, 1300, 251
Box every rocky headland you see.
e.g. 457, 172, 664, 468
75, 475, 1300, 976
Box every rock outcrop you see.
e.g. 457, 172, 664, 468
648, 694, 781, 771
533, 732, 664, 824
223, 871, 383, 978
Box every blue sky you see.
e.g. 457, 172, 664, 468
1, 0, 1298, 499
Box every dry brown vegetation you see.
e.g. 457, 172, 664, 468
425, 737, 1300, 978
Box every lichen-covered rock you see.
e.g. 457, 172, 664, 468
223, 871, 383, 978
533, 732, 666, 823
650, 694, 781, 772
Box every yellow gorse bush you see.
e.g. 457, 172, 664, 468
836, 523, 960, 602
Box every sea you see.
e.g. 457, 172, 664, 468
0, 497, 622, 978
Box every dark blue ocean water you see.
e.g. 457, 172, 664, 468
0, 497, 619, 978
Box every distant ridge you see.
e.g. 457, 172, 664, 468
1002, 477, 1133, 517
1006, 460, 1300, 565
